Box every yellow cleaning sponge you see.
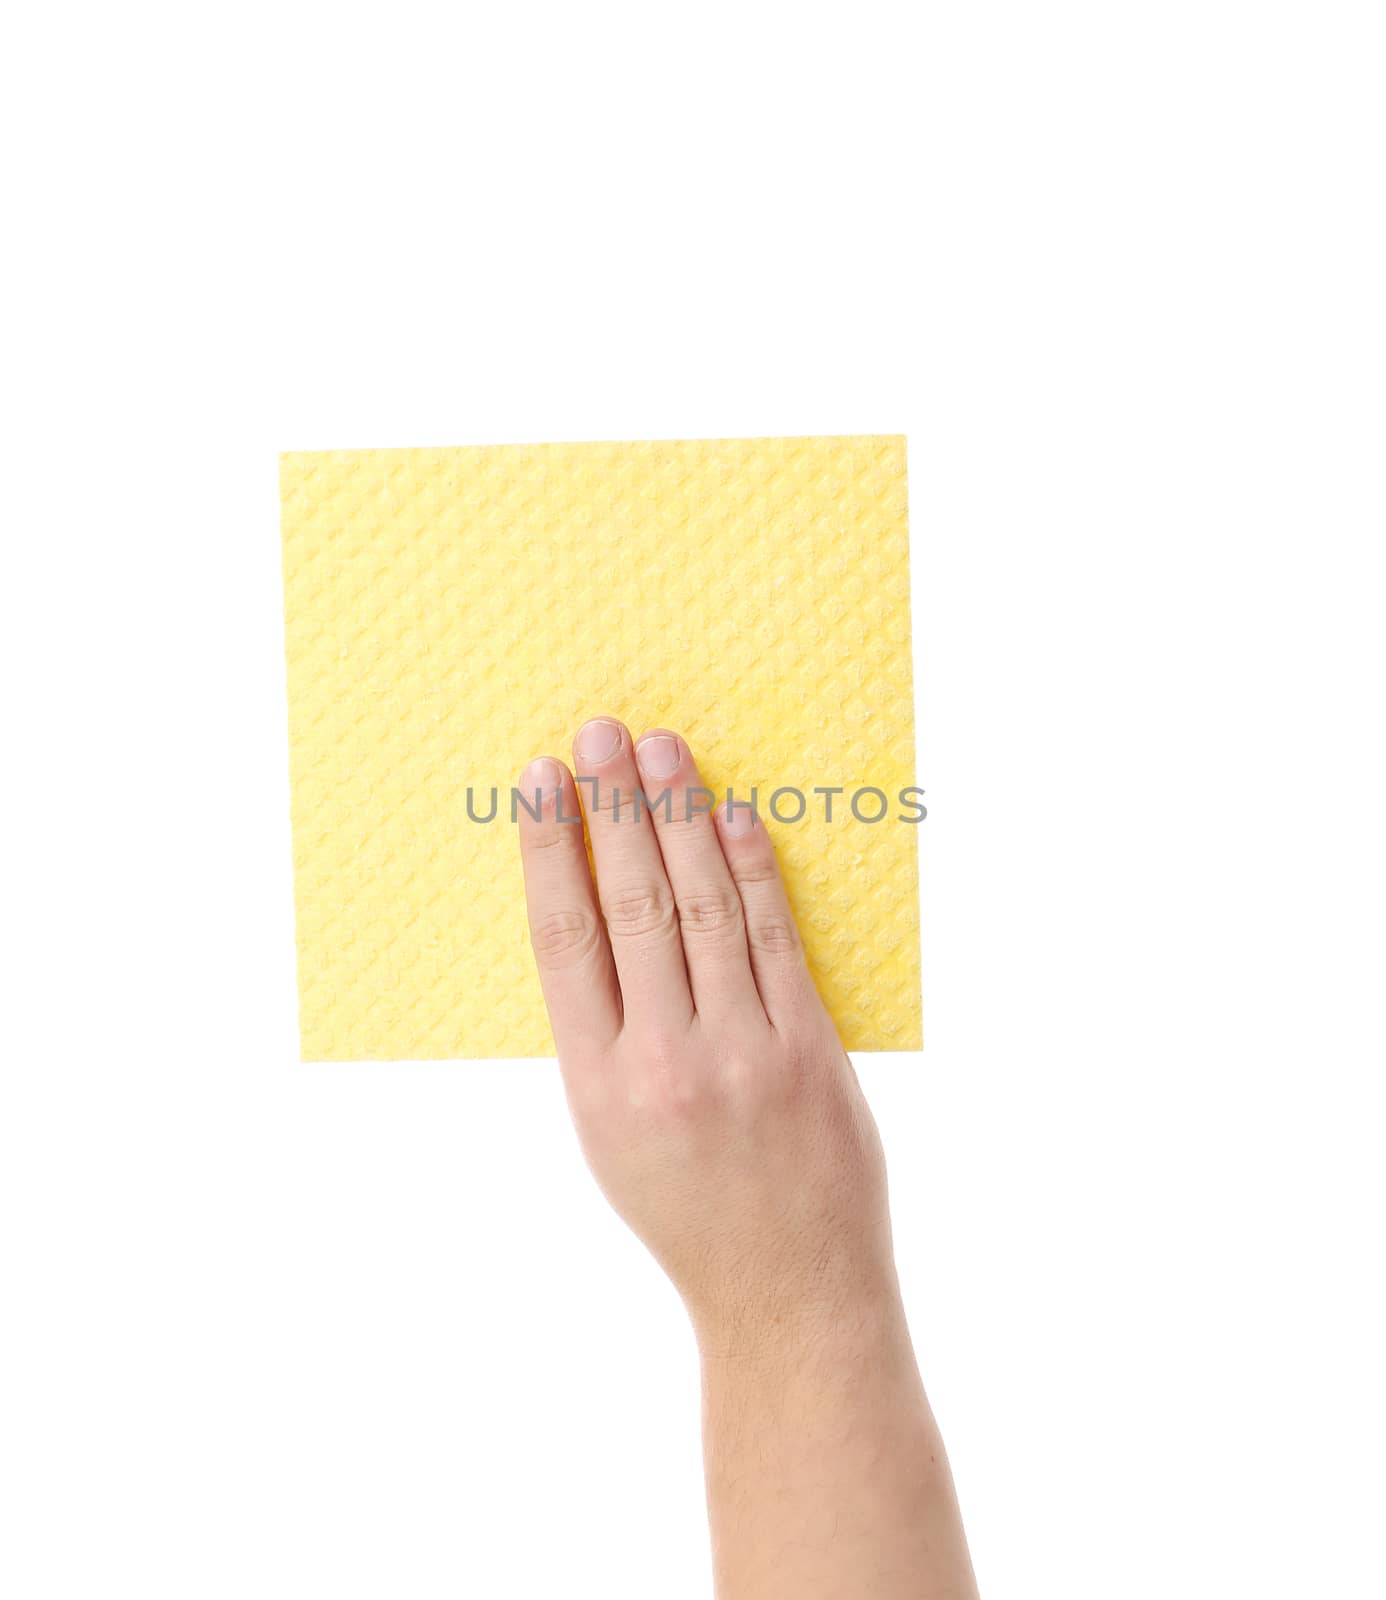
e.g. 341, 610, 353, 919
281, 436, 921, 1059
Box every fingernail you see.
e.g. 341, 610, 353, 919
636, 735, 680, 779
718, 802, 756, 837
575, 718, 622, 764
521, 756, 562, 799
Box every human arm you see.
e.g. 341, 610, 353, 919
516, 716, 977, 1599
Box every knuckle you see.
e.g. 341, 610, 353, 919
602, 882, 677, 940
530, 908, 601, 966
675, 887, 744, 938
646, 1043, 713, 1118
748, 914, 801, 955
721, 1048, 779, 1105
526, 822, 575, 851
587, 781, 640, 822
733, 859, 780, 886
654, 1066, 709, 1118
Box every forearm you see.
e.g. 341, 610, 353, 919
699, 1291, 978, 1600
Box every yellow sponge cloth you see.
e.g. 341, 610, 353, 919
280, 436, 921, 1059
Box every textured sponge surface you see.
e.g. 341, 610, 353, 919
281, 436, 921, 1059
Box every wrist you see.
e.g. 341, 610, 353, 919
693, 1270, 911, 1387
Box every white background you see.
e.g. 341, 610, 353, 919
3, 3, 1383, 1596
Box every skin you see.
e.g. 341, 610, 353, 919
517, 716, 978, 1600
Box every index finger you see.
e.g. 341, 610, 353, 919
516, 755, 622, 1054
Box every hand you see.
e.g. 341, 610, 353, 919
516, 716, 900, 1353
518, 716, 978, 1599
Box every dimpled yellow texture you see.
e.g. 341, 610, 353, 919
280, 437, 920, 1060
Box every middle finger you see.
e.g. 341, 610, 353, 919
572, 716, 692, 1031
